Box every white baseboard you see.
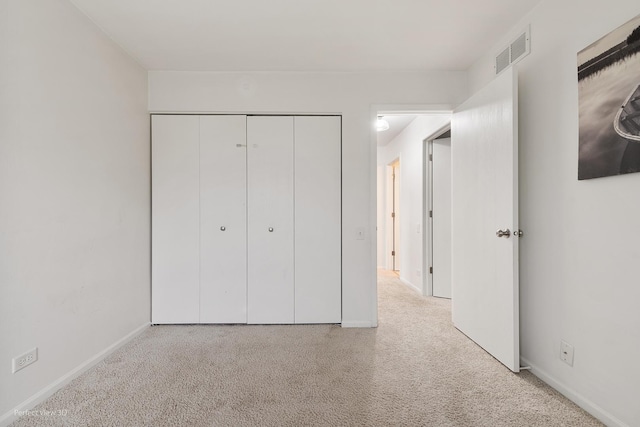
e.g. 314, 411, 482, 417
399, 277, 422, 295
1, 322, 150, 427
341, 320, 373, 328
520, 357, 628, 427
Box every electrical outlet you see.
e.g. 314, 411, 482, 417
12, 348, 38, 373
560, 341, 574, 366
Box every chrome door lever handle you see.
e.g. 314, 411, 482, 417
496, 229, 511, 238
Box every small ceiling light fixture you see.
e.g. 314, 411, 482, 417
376, 116, 390, 132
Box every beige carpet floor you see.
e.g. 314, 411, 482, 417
12, 272, 602, 426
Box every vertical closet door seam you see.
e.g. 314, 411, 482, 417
292, 117, 296, 324
245, 116, 249, 323
340, 116, 344, 322
197, 115, 202, 323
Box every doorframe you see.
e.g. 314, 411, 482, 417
387, 158, 400, 272
370, 104, 452, 327
423, 123, 451, 297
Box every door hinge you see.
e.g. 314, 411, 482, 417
391, 251, 395, 256
429, 266, 433, 274
391, 212, 395, 218
429, 154, 433, 161
429, 210, 433, 218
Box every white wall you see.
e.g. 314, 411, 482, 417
469, 2, 640, 425
0, 0, 149, 421
377, 115, 451, 293
150, 71, 468, 326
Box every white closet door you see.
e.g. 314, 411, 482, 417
247, 116, 295, 324
294, 116, 341, 323
152, 115, 200, 324
200, 115, 247, 323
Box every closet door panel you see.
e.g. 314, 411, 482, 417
152, 115, 200, 324
200, 115, 247, 323
247, 116, 295, 324
294, 116, 342, 323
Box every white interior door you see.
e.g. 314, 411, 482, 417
432, 137, 452, 299
152, 115, 200, 324
392, 162, 400, 271
199, 115, 247, 323
294, 116, 341, 324
247, 116, 295, 324
451, 68, 519, 372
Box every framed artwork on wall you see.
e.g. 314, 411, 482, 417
578, 13, 640, 180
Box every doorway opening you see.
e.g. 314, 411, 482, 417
375, 109, 452, 305
372, 72, 519, 371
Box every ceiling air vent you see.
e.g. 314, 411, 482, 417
496, 47, 511, 75
495, 26, 531, 75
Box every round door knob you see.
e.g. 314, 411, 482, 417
220, 226, 226, 231
268, 227, 274, 232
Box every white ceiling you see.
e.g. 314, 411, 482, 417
69, 0, 541, 72
377, 115, 417, 147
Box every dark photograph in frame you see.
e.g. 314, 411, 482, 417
578, 14, 640, 180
